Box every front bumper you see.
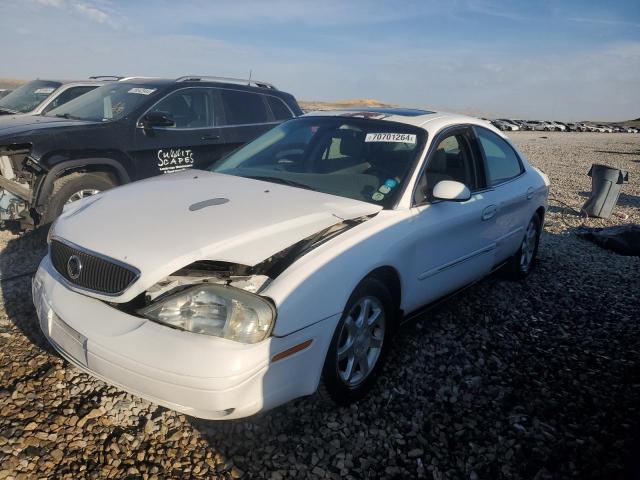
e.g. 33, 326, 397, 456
33, 256, 339, 419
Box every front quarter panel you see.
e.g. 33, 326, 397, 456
264, 210, 414, 337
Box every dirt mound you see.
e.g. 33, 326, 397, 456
300, 98, 395, 111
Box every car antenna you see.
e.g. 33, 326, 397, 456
248, 69, 252, 86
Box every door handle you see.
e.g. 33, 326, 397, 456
201, 134, 220, 141
481, 205, 497, 221
526, 187, 534, 200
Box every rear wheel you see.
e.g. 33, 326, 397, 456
41, 172, 116, 225
506, 214, 541, 279
321, 277, 394, 405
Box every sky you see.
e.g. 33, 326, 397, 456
0, 0, 639, 121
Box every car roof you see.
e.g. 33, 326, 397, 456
117, 76, 282, 92
302, 107, 502, 134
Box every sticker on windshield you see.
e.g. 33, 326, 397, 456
128, 88, 156, 95
385, 178, 398, 188
365, 133, 416, 144
34, 88, 55, 94
372, 192, 385, 201
378, 185, 391, 194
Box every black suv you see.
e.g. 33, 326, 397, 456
0, 76, 302, 230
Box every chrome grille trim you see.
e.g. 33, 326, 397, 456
49, 237, 140, 296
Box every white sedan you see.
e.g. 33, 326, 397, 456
33, 109, 549, 419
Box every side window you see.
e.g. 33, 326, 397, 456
219, 90, 269, 125
418, 132, 483, 202
150, 88, 211, 128
42, 86, 97, 113
476, 128, 523, 185
266, 96, 293, 121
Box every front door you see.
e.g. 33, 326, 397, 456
131, 87, 225, 179
404, 127, 498, 312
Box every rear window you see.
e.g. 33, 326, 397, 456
267, 96, 293, 121
220, 90, 270, 125
476, 127, 523, 185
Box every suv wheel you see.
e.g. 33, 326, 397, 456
41, 173, 116, 225
321, 277, 394, 405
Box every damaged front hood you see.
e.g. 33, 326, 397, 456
54, 170, 381, 302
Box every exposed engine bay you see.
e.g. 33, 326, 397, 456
115, 215, 373, 315
0, 145, 35, 225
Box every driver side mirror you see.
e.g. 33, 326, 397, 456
432, 180, 471, 202
142, 111, 175, 129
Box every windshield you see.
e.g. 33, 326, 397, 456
0, 80, 61, 113
212, 116, 426, 208
45, 83, 162, 121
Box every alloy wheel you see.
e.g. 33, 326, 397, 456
519, 219, 538, 272
336, 296, 385, 387
66, 189, 100, 204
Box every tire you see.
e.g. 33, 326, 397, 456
41, 172, 116, 225
505, 213, 542, 279
321, 277, 395, 405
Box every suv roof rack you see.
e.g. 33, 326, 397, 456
89, 76, 124, 81
175, 75, 277, 90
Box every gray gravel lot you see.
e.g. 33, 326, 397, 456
0, 132, 639, 479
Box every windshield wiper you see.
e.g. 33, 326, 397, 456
55, 113, 81, 120
243, 175, 318, 192
0, 107, 19, 114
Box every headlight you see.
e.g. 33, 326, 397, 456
138, 284, 275, 344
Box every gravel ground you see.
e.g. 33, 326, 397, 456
0, 132, 639, 479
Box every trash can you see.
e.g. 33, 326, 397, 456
581, 164, 629, 219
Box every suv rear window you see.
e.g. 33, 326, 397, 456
220, 90, 270, 125
266, 96, 293, 121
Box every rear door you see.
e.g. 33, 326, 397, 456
472, 126, 531, 264
131, 87, 225, 179
217, 89, 293, 162
404, 126, 497, 311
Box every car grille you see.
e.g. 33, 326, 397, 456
50, 239, 139, 295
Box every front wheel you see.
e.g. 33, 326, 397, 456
506, 214, 541, 279
321, 277, 394, 405
41, 173, 117, 225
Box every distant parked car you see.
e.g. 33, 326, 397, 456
596, 124, 613, 133
0, 75, 302, 230
0, 77, 116, 116
491, 120, 512, 131
513, 120, 533, 131
552, 121, 568, 132
497, 119, 520, 131
531, 121, 556, 131
522, 120, 541, 130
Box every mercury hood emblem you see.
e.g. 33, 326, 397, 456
67, 255, 82, 280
